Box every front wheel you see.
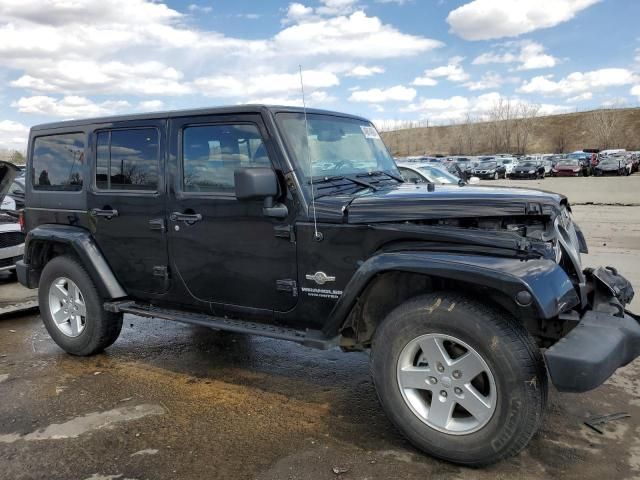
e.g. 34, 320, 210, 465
38, 255, 123, 356
370, 293, 547, 466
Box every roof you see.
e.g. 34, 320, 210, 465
30, 104, 371, 132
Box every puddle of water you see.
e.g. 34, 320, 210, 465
0, 404, 164, 444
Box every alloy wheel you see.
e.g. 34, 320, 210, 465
396, 333, 497, 435
48, 277, 87, 338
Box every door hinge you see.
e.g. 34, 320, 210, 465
276, 279, 298, 297
153, 266, 169, 279
274, 224, 295, 242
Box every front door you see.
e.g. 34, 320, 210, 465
167, 114, 297, 314
87, 120, 169, 297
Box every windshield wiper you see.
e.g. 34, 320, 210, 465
309, 175, 377, 190
357, 170, 404, 183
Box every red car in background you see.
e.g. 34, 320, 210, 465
552, 158, 582, 177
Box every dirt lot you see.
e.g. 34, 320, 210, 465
0, 176, 639, 480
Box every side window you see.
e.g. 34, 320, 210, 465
95, 128, 159, 192
182, 124, 271, 194
32, 133, 84, 191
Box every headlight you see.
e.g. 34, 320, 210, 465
528, 170, 534, 174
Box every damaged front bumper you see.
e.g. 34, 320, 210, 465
544, 267, 640, 393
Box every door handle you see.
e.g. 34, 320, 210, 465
170, 212, 202, 224
90, 208, 119, 219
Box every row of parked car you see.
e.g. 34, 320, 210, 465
396, 150, 640, 183
0, 164, 26, 276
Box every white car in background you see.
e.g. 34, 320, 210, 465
498, 157, 518, 175
0, 162, 24, 274
397, 162, 480, 185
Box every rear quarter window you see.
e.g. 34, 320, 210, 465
32, 133, 85, 191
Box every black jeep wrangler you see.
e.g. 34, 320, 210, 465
16, 106, 640, 466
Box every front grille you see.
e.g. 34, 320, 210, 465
0, 255, 21, 268
0, 232, 25, 249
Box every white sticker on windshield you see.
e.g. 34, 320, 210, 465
360, 126, 380, 139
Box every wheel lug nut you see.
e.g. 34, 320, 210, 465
428, 377, 437, 385
454, 387, 463, 395
440, 390, 448, 398
437, 364, 444, 373
452, 370, 461, 379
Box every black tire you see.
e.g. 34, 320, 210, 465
370, 293, 547, 466
38, 255, 123, 356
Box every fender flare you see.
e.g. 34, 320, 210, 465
22, 224, 127, 299
322, 251, 579, 337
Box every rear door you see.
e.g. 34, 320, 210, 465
87, 120, 169, 297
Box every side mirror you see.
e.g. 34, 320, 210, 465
234, 167, 288, 219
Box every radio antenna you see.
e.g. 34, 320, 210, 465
299, 65, 322, 241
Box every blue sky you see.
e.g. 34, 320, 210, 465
1, 0, 639, 149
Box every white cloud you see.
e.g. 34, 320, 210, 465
403, 91, 569, 123
349, 85, 417, 103
274, 11, 442, 58
317, 0, 360, 16
464, 72, 505, 91
346, 65, 385, 77
0, 120, 29, 149
12, 95, 131, 118
413, 77, 438, 87
447, 0, 600, 41
631, 85, 640, 100
413, 56, 469, 86
519, 68, 638, 96
137, 100, 165, 111
566, 92, 593, 103
473, 40, 558, 71
193, 70, 339, 98
188, 4, 213, 14
11, 60, 190, 96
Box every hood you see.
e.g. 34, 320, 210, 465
556, 164, 581, 171
314, 182, 566, 224
598, 163, 619, 170
0, 162, 18, 205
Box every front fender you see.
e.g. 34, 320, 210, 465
20, 224, 127, 299
322, 251, 579, 336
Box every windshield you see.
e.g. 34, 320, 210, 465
600, 158, 619, 165
501, 159, 512, 164
276, 113, 398, 180
418, 166, 459, 184
557, 159, 579, 166
520, 162, 535, 167
478, 161, 497, 168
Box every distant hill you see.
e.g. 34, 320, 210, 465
380, 107, 640, 156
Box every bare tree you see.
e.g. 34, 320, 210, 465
586, 109, 620, 149
513, 103, 540, 155
552, 126, 568, 153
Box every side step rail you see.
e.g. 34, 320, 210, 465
104, 301, 336, 350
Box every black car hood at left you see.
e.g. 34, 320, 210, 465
313, 182, 566, 224
0, 161, 18, 205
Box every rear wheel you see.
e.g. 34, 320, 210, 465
370, 293, 547, 466
39, 255, 123, 356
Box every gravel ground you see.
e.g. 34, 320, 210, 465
0, 176, 638, 480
